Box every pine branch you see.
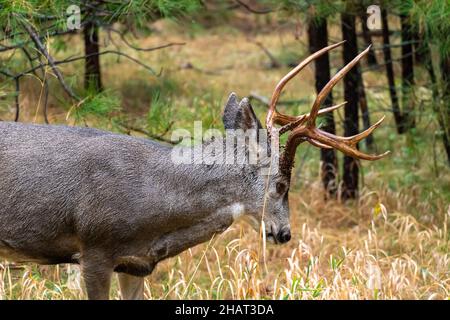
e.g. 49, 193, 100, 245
17, 15, 79, 101
107, 27, 185, 52
235, 0, 272, 14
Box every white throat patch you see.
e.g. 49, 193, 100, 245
230, 203, 246, 221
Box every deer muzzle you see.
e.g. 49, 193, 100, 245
277, 227, 291, 244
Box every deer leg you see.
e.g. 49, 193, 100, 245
117, 273, 145, 300
80, 250, 113, 300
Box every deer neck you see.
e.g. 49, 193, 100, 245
147, 202, 238, 263
142, 141, 254, 263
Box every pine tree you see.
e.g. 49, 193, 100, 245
308, 17, 338, 197
341, 12, 360, 200
0, 0, 201, 119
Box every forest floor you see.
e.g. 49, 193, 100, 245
0, 14, 449, 299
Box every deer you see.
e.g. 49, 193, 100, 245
0, 42, 388, 300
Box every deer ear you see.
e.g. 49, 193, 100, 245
223, 93, 262, 131
223, 92, 240, 129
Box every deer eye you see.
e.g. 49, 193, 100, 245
275, 182, 287, 194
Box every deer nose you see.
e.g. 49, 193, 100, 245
277, 228, 291, 244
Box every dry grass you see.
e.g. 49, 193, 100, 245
145, 177, 449, 300
1, 178, 448, 300
0, 15, 449, 300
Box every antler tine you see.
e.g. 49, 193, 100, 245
317, 101, 347, 116
307, 138, 333, 149
307, 127, 391, 160
275, 101, 347, 130
317, 115, 386, 145
266, 40, 346, 132
279, 115, 307, 135
307, 45, 372, 127
282, 123, 390, 164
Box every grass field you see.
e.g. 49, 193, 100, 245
0, 14, 449, 299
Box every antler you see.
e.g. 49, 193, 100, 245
266, 41, 346, 133
265, 42, 389, 176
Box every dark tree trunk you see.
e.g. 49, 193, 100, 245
381, 10, 404, 134
357, 69, 373, 149
359, 14, 378, 66
422, 43, 436, 85
84, 21, 102, 92
308, 18, 338, 197
440, 54, 450, 165
400, 14, 415, 130
341, 14, 360, 200
421, 43, 450, 166
357, 8, 373, 149
411, 27, 425, 65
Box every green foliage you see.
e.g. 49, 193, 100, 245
146, 92, 173, 136
0, 0, 201, 127
50, 37, 69, 54
0, 0, 202, 29
0, 0, 68, 41
407, 0, 450, 57
271, 0, 362, 22
0, 81, 16, 114
274, 0, 343, 17
73, 90, 121, 121
150, 0, 201, 18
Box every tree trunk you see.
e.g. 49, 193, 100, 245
341, 13, 360, 200
84, 21, 102, 92
422, 43, 436, 85
440, 54, 450, 165
400, 14, 415, 130
357, 69, 373, 149
308, 18, 338, 197
411, 27, 425, 65
359, 14, 378, 66
419, 42, 450, 166
381, 10, 404, 134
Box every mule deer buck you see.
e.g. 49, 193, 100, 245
0, 42, 388, 299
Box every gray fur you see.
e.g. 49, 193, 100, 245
0, 93, 291, 299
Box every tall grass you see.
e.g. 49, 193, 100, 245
1, 177, 448, 300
